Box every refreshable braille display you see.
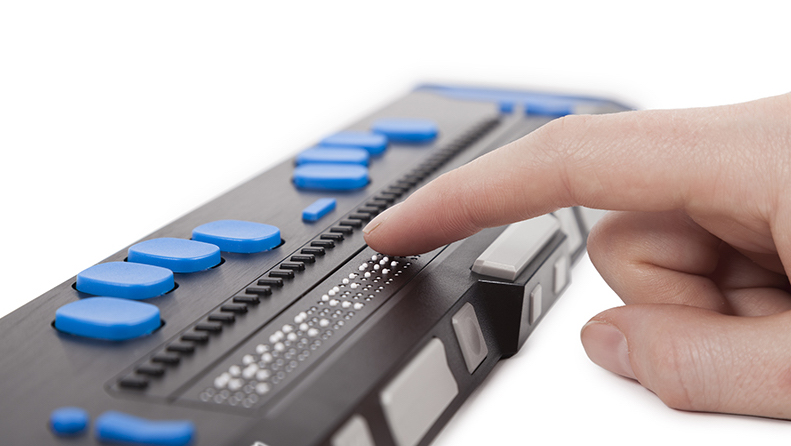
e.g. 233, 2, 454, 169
0, 84, 629, 446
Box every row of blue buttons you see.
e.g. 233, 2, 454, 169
56, 220, 283, 341
292, 119, 439, 191
51, 407, 194, 446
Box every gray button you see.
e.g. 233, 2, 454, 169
451, 303, 488, 373
529, 284, 543, 324
554, 256, 569, 294
553, 208, 583, 254
332, 414, 376, 446
471, 214, 561, 281
380, 338, 458, 446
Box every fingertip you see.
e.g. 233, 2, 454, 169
580, 320, 637, 380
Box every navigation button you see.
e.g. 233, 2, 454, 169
293, 164, 369, 191
55, 297, 161, 341
94, 411, 194, 446
192, 220, 281, 254
128, 238, 221, 273
320, 131, 388, 155
76, 262, 174, 300
296, 147, 369, 166
371, 118, 438, 143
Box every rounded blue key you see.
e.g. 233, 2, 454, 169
76, 262, 174, 300
371, 118, 438, 143
95, 411, 194, 446
55, 297, 161, 341
192, 220, 281, 253
296, 147, 370, 166
319, 131, 388, 155
293, 164, 369, 191
50, 407, 89, 436
128, 238, 221, 273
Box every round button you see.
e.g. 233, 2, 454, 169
293, 164, 369, 191
76, 262, 174, 300
296, 147, 370, 166
319, 131, 388, 155
128, 238, 221, 273
55, 297, 161, 341
371, 118, 438, 143
192, 220, 281, 253
50, 407, 89, 436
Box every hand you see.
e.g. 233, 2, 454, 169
363, 92, 791, 419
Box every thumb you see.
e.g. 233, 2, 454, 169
581, 304, 791, 419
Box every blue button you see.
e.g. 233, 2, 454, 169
76, 262, 174, 300
95, 411, 194, 446
50, 407, 89, 436
371, 118, 438, 143
319, 131, 388, 155
192, 220, 281, 253
128, 238, 221, 273
296, 147, 369, 166
525, 98, 573, 117
55, 297, 161, 341
302, 198, 336, 222
293, 164, 369, 191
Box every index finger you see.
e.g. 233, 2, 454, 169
362, 96, 787, 255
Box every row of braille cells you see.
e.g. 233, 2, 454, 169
204, 254, 411, 408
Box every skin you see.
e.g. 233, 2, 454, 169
363, 92, 791, 419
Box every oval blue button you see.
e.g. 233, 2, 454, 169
128, 238, 221, 273
50, 407, 89, 436
371, 118, 438, 143
293, 164, 369, 191
55, 297, 161, 341
319, 131, 388, 155
192, 220, 281, 253
296, 147, 369, 166
76, 262, 174, 300
95, 411, 194, 446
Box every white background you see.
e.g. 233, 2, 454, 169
2, 1, 790, 444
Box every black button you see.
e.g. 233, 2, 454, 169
280, 262, 305, 271
208, 313, 235, 323
291, 254, 315, 263
366, 199, 389, 209
357, 206, 380, 215
269, 270, 295, 278
119, 377, 149, 389
221, 304, 248, 313
311, 240, 335, 248
377, 192, 399, 202
152, 353, 181, 365
135, 365, 165, 377
181, 332, 209, 343
385, 186, 407, 194
395, 179, 417, 188
167, 343, 196, 354
347, 213, 372, 221
301, 247, 325, 256
246, 285, 272, 296
330, 226, 353, 234
339, 220, 362, 228
258, 277, 284, 287
195, 322, 223, 333
233, 295, 261, 304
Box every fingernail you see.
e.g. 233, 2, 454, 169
363, 202, 401, 235
580, 321, 636, 380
